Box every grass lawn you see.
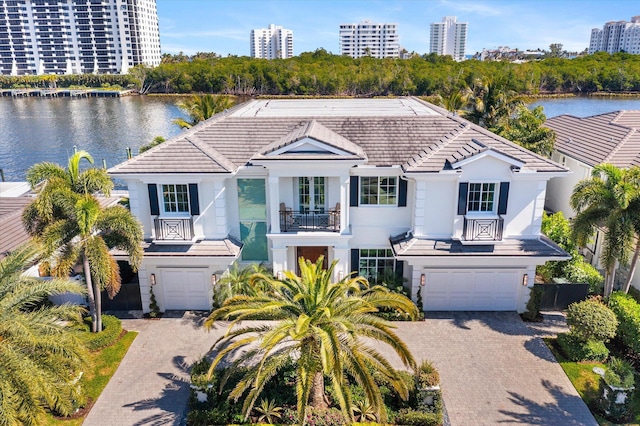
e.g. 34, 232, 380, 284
38, 330, 137, 425
545, 338, 640, 425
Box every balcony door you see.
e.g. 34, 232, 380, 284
298, 177, 325, 213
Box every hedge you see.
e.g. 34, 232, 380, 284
557, 333, 609, 362
395, 409, 442, 426
79, 315, 123, 351
608, 292, 640, 354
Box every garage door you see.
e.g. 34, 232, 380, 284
424, 270, 519, 311
161, 269, 211, 310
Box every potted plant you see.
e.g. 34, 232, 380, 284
595, 357, 635, 422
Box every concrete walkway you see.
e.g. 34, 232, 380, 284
85, 311, 596, 426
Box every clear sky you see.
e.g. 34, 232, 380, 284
157, 0, 639, 57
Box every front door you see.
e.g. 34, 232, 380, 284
296, 246, 328, 273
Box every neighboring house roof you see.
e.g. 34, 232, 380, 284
110, 97, 566, 175
0, 197, 33, 259
0, 194, 122, 260
390, 233, 569, 259
545, 110, 640, 167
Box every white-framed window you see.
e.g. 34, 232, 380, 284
161, 184, 189, 214
360, 176, 397, 205
467, 182, 496, 213
359, 248, 395, 281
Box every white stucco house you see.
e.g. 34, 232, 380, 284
109, 97, 569, 314
545, 110, 640, 290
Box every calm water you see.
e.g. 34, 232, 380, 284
1, 95, 639, 183
0, 96, 187, 182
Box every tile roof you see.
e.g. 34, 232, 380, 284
110, 97, 567, 175
390, 233, 569, 259
0, 197, 32, 259
132, 238, 242, 257
546, 110, 640, 167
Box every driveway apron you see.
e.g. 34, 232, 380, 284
85, 311, 596, 426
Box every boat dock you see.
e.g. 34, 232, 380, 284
0, 89, 134, 98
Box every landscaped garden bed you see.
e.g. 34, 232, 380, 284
39, 315, 137, 425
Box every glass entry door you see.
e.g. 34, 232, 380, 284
298, 177, 326, 213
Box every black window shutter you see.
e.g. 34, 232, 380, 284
350, 176, 359, 207
398, 178, 408, 207
148, 184, 159, 216
498, 182, 510, 215
188, 183, 200, 215
457, 182, 468, 215
351, 249, 360, 276
395, 259, 404, 279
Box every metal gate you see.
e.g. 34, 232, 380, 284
535, 283, 590, 311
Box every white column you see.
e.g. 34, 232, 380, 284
272, 248, 288, 276
333, 247, 350, 281
340, 174, 349, 234
268, 176, 280, 233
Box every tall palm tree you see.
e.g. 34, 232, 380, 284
464, 76, 526, 130
0, 242, 87, 425
172, 94, 234, 129
571, 164, 640, 296
23, 151, 143, 332
204, 257, 419, 424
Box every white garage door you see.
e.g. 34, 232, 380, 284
161, 269, 211, 311
424, 270, 519, 311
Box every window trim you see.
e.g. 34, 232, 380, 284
359, 176, 398, 206
466, 181, 498, 215
159, 183, 190, 217
358, 248, 396, 282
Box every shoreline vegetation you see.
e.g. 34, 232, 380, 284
0, 51, 640, 98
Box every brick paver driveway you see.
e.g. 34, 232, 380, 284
85, 311, 596, 425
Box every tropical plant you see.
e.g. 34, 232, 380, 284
352, 399, 377, 422
22, 151, 143, 332
570, 164, 640, 296
172, 94, 234, 129
253, 399, 283, 424
0, 242, 87, 424
464, 76, 526, 129
212, 262, 270, 308
491, 105, 556, 156
138, 135, 165, 154
204, 257, 419, 424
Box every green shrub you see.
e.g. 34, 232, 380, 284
395, 409, 442, 426
78, 315, 122, 351
604, 357, 635, 388
566, 299, 617, 342
522, 286, 542, 321
415, 360, 439, 388
563, 258, 604, 294
608, 291, 640, 354
557, 333, 609, 362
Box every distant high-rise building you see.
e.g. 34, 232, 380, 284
250, 24, 293, 59
0, 0, 161, 76
430, 16, 467, 61
339, 20, 399, 59
589, 16, 640, 54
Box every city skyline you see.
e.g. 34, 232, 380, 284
157, 0, 639, 57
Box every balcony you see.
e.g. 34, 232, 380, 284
280, 205, 340, 233
154, 217, 194, 241
462, 216, 503, 242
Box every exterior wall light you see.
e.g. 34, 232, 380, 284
522, 274, 529, 286
150, 273, 156, 286
420, 274, 426, 286
211, 274, 217, 286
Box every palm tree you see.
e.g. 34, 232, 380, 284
212, 262, 270, 308
204, 257, 419, 424
23, 151, 143, 332
173, 94, 234, 129
571, 164, 640, 296
491, 105, 556, 157
0, 242, 87, 424
464, 76, 526, 130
